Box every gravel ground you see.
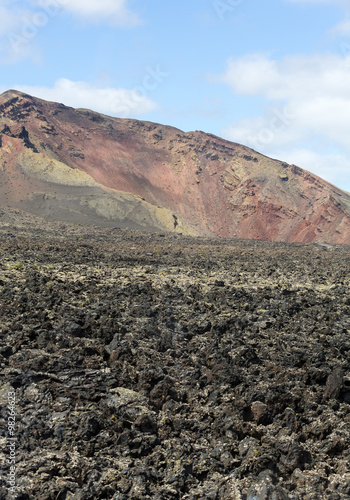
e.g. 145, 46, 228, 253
0, 216, 350, 499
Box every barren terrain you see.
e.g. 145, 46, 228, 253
0, 210, 349, 499
1, 90, 350, 243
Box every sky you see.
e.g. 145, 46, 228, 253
0, 0, 350, 192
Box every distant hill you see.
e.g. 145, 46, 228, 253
0, 89, 349, 243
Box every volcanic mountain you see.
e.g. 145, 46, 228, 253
0, 89, 349, 243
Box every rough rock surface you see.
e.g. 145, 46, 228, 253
0, 211, 350, 499
0, 90, 350, 243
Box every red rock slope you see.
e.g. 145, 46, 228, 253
0, 89, 349, 243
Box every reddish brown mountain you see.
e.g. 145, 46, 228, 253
0, 89, 349, 243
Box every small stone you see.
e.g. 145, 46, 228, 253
323, 367, 343, 401
251, 401, 269, 424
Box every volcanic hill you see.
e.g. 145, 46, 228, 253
0, 89, 349, 243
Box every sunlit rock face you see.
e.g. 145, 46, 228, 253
0, 89, 349, 243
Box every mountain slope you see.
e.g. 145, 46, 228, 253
0, 89, 349, 243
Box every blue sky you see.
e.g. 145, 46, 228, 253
0, 0, 350, 192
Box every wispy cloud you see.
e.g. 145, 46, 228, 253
0, 0, 142, 63
0, 1, 28, 38
0, 1, 37, 62
0, 78, 157, 116
286, 0, 348, 4
330, 18, 350, 36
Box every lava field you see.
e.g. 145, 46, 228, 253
0, 217, 350, 499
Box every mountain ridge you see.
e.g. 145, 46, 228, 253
0, 89, 349, 243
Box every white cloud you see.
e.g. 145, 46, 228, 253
217, 52, 350, 152
217, 54, 279, 97
2, 78, 157, 117
268, 148, 350, 192
216, 53, 350, 101
222, 108, 303, 151
216, 52, 350, 191
36, 0, 142, 26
